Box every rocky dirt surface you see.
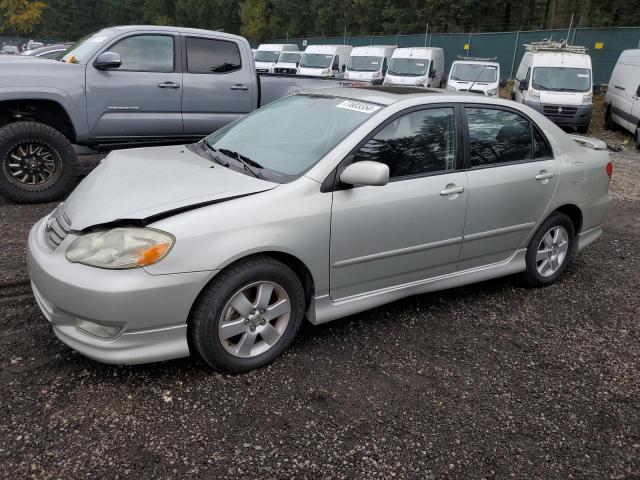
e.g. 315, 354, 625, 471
0, 105, 639, 479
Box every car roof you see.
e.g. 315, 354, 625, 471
301, 86, 511, 107
110, 25, 246, 43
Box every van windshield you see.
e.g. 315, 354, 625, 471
299, 53, 334, 69
532, 67, 591, 92
278, 52, 301, 63
254, 50, 281, 62
388, 58, 428, 76
205, 95, 378, 180
347, 56, 383, 72
450, 63, 498, 82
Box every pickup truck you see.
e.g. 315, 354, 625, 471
0, 25, 349, 203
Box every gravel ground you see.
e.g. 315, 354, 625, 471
1, 104, 639, 479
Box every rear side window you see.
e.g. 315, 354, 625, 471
353, 107, 457, 178
186, 37, 242, 74
466, 108, 533, 166
533, 128, 552, 159
109, 35, 174, 72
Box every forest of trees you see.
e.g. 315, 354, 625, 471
2, 0, 639, 42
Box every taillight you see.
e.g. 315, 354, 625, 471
606, 161, 613, 178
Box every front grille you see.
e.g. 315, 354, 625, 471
43, 206, 72, 249
273, 67, 296, 75
543, 105, 578, 118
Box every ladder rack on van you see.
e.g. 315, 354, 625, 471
524, 39, 587, 54
456, 55, 497, 62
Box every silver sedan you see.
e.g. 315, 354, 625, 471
28, 87, 612, 372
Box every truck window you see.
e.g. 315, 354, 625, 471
186, 37, 242, 74
109, 35, 174, 72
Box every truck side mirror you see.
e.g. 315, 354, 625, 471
429, 70, 436, 79
499, 78, 507, 88
636, 84, 640, 97
518, 79, 528, 91
95, 51, 121, 70
341, 64, 346, 73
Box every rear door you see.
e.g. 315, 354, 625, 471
610, 64, 635, 131
86, 32, 183, 139
181, 35, 255, 136
458, 106, 558, 270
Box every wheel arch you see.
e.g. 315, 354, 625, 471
0, 98, 79, 143
552, 204, 583, 234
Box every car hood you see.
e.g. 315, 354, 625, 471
63, 145, 277, 230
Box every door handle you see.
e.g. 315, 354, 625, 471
440, 185, 466, 196
535, 171, 555, 181
230, 84, 249, 91
158, 82, 180, 89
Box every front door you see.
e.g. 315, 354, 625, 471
86, 33, 183, 139
181, 36, 254, 136
330, 106, 468, 300
459, 106, 559, 270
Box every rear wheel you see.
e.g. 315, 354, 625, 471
604, 107, 617, 131
0, 121, 78, 203
189, 256, 305, 373
635, 127, 640, 150
522, 212, 575, 287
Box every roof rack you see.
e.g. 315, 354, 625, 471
456, 55, 497, 61
524, 38, 587, 54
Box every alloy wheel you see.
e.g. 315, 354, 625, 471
218, 281, 291, 358
535, 226, 569, 277
5, 141, 60, 189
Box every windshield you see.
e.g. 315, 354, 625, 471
347, 55, 383, 72
450, 63, 498, 82
254, 50, 280, 63
61, 30, 114, 63
532, 67, 591, 92
278, 52, 301, 63
300, 53, 334, 69
205, 95, 379, 179
388, 58, 428, 76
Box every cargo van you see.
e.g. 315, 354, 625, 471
254, 44, 299, 73
512, 40, 593, 133
298, 45, 353, 77
343, 45, 396, 84
604, 49, 640, 148
446, 57, 505, 96
383, 47, 444, 87
271, 51, 303, 74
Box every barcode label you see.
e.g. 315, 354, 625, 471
336, 100, 382, 114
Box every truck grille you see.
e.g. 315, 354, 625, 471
273, 67, 296, 75
43, 206, 72, 249
543, 105, 577, 118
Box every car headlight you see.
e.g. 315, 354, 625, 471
66, 227, 174, 269
582, 92, 592, 104
487, 88, 498, 96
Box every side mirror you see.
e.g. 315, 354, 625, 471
429, 70, 436, 79
95, 51, 121, 70
340, 161, 389, 187
341, 64, 346, 73
518, 79, 528, 91
499, 78, 507, 88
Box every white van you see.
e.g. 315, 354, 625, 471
298, 45, 353, 78
271, 51, 303, 74
604, 49, 640, 147
343, 45, 396, 84
254, 44, 299, 73
512, 41, 593, 133
383, 47, 444, 88
446, 57, 505, 96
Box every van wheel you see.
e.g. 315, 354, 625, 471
522, 212, 575, 288
635, 127, 640, 150
189, 256, 305, 373
577, 123, 589, 134
0, 122, 78, 203
604, 107, 617, 131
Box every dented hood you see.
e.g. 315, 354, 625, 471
63, 145, 277, 230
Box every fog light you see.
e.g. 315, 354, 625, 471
74, 318, 122, 339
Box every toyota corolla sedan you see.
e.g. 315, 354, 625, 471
28, 87, 612, 372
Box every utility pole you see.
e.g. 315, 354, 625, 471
424, 23, 429, 47
566, 12, 574, 45
510, 25, 523, 80
343, 25, 347, 45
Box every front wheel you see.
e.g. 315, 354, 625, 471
0, 121, 78, 203
604, 107, 617, 131
189, 256, 306, 373
577, 123, 590, 134
522, 212, 575, 287
635, 127, 640, 150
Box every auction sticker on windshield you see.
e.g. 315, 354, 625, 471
336, 100, 382, 114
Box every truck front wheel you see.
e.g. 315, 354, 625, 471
0, 122, 78, 203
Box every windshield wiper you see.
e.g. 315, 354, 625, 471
201, 141, 229, 167
218, 148, 264, 179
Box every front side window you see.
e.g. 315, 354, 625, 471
450, 63, 498, 83
300, 53, 334, 69
109, 35, 174, 72
347, 56, 383, 72
532, 67, 591, 92
353, 108, 457, 178
466, 108, 533, 166
388, 58, 429, 77
186, 37, 241, 74
205, 95, 378, 180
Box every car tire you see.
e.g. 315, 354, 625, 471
577, 123, 589, 134
189, 256, 306, 373
522, 212, 575, 288
635, 127, 640, 150
0, 121, 78, 203
604, 107, 617, 131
